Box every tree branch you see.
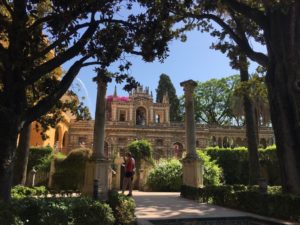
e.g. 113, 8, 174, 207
28, 14, 53, 32
23, 56, 88, 125
185, 12, 269, 67
26, 18, 97, 85
82, 61, 101, 67
28, 22, 92, 63
224, 0, 267, 29
1, 0, 13, 15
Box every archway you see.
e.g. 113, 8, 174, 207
211, 136, 217, 147
136, 107, 147, 125
62, 131, 69, 154
223, 136, 230, 148
236, 137, 243, 147
260, 138, 267, 149
54, 126, 63, 150
217, 137, 222, 148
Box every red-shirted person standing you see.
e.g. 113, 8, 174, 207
122, 152, 135, 196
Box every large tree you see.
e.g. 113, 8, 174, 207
156, 73, 181, 121
193, 75, 240, 126
163, 0, 300, 193
13, 90, 91, 186
0, 0, 172, 201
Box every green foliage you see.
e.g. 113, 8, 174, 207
147, 159, 182, 191
156, 73, 181, 121
108, 190, 136, 225
11, 186, 48, 199
53, 148, 92, 190
147, 154, 222, 191
0, 202, 23, 225
0, 197, 115, 225
181, 185, 300, 222
205, 147, 280, 185
197, 150, 222, 186
233, 74, 270, 126
127, 140, 153, 168
27, 147, 53, 172
193, 75, 241, 126
72, 198, 115, 225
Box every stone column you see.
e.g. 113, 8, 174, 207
83, 76, 112, 200
180, 80, 203, 188
92, 78, 107, 160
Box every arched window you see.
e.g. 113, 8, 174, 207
155, 114, 160, 123
136, 107, 146, 125
54, 126, 62, 150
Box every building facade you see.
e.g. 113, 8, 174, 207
66, 86, 274, 159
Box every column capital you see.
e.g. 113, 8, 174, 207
180, 80, 197, 92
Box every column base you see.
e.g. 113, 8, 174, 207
182, 156, 203, 188
82, 159, 112, 200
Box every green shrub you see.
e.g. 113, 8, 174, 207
0, 197, 115, 225
147, 159, 182, 191
197, 150, 222, 185
28, 147, 53, 172
181, 185, 300, 222
0, 202, 22, 225
108, 191, 136, 225
204, 147, 280, 185
53, 148, 92, 190
11, 185, 48, 199
127, 140, 154, 168
72, 198, 115, 225
147, 153, 222, 191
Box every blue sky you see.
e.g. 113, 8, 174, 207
63, 29, 262, 118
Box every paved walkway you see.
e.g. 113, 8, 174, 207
132, 191, 297, 225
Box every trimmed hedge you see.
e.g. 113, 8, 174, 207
0, 197, 115, 225
28, 147, 53, 172
108, 191, 136, 225
181, 185, 300, 222
205, 146, 280, 185
53, 148, 92, 190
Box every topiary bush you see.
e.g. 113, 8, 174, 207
53, 148, 92, 190
147, 159, 182, 191
108, 190, 136, 225
204, 147, 280, 185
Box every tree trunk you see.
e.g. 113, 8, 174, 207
264, 4, 300, 194
266, 63, 300, 194
0, 109, 19, 202
239, 55, 261, 185
13, 123, 32, 186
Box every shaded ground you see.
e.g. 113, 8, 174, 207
132, 191, 297, 225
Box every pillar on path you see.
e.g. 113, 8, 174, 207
82, 76, 112, 200
180, 80, 203, 188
